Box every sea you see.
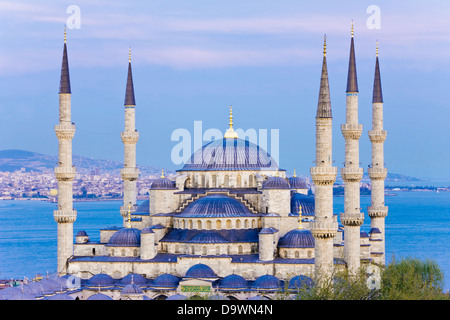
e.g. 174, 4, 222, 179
0, 191, 449, 291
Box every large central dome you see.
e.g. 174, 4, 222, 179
179, 138, 278, 171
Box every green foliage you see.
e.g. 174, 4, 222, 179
379, 256, 447, 300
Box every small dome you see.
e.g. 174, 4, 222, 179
190, 231, 228, 243
121, 283, 143, 295
180, 194, 253, 218
290, 193, 315, 215
149, 177, 177, 190
278, 229, 315, 248
185, 264, 217, 278
87, 293, 113, 300
9, 292, 36, 300
288, 176, 308, 189
218, 274, 248, 290
370, 227, 381, 234
262, 176, 290, 189
24, 282, 47, 296
259, 227, 278, 235
87, 274, 116, 287
76, 230, 88, 237
141, 227, 154, 234
288, 275, 313, 290
107, 228, 141, 247
119, 274, 148, 286
360, 231, 369, 238
252, 275, 281, 290
152, 274, 179, 288
40, 279, 63, 294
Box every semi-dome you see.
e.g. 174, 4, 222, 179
179, 194, 253, 218
152, 274, 179, 288
185, 264, 217, 278
288, 275, 313, 290
278, 229, 315, 248
178, 138, 279, 171
107, 227, 141, 247
290, 193, 315, 215
262, 176, 290, 189
252, 275, 281, 290
86, 273, 116, 287
218, 274, 248, 290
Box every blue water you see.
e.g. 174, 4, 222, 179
0, 192, 449, 290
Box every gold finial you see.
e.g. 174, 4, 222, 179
275, 170, 279, 177
161, 169, 165, 179
126, 203, 132, 228
297, 205, 303, 229
351, 20, 354, 38
129, 47, 131, 63
293, 169, 297, 177
224, 105, 238, 139
376, 40, 379, 57
64, 25, 67, 43
323, 34, 327, 57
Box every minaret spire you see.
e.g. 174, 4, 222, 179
124, 47, 136, 106
316, 35, 332, 119
120, 48, 140, 225
373, 42, 383, 103
346, 22, 358, 93
59, 27, 71, 94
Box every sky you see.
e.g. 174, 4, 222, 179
0, 0, 449, 182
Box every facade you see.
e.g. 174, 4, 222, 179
22, 26, 387, 300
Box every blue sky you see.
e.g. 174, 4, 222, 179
0, 0, 449, 181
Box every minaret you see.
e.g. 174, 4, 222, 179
368, 42, 388, 265
310, 35, 338, 284
120, 48, 140, 225
340, 22, 364, 275
54, 27, 77, 275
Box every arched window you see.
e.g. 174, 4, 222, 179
212, 175, 217, 188
197, 220, 202, 229
216, 220, 222, 229
249, 174, 254, 187
236, 220, 241, 229
216, 246, 220, 255
236, 174, 242, 187
226, 220, 232, 229
121, 249, 125, 257
207, 220, 212, 230
188, 220, 193, 229
133, 249, 138, 257
244, 219, 249, 228
238, 245, 243, 254
224, 175, 229, 187
252, 219, 256, 228
295, 251, 299, 259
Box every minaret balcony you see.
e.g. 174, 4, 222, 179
310, 220, 338, 239
54, 167, 76, 181
340, 167, 363, 182
310, 167, 337, 186
53, 209, 77, 223
121, 167, 140, 180
121, 131, 139, 144
368, 130, 387, 143
367, 205, 388, 218
340, 212, 364, 226
341, 124, 363, 140
55, 124, 76, 140
368, 167, 387, 180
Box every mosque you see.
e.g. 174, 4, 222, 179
1, 24, 388, 300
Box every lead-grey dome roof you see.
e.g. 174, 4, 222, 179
178, 138, 279, 171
